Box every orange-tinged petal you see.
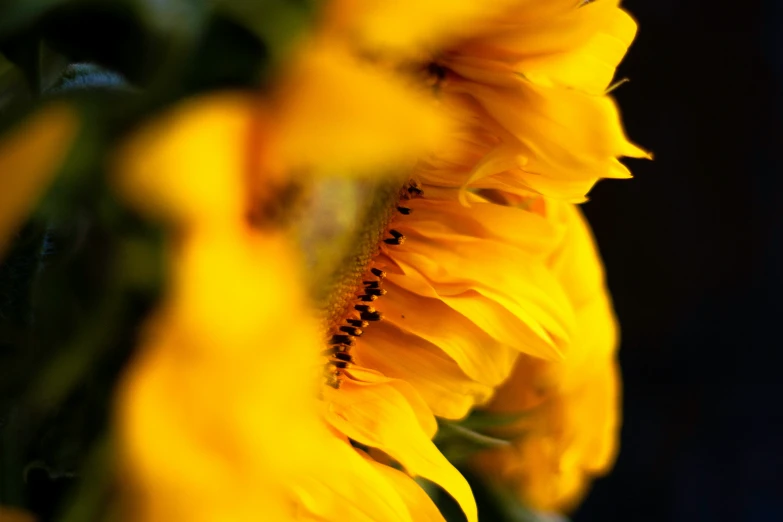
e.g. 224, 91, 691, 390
324, 379, 478, 522
0, 104, 78, 256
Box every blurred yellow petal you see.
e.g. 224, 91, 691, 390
329, 0, 516, 52
452, 0, 623, 63
518, 8, 639, 94
273, 45, 449, 174
470, 201, 621, 513
0, 104, 78, 256
117, 233, 321, 520
0, 506, 36, 522
114, 93, 255, 229
114, 89, 456, 522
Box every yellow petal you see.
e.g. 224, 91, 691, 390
454, 0, 621, 59
365, 458, 447, 522
325, 379, 478, 522
387, 234, 574, 360
548, 202, 607, 309
346, 367, 438, 438
118, 233, 321, 519
0, 104, 78, 256
294, 431, 417, 522
373, 280, 517, 387
471, 201, 621, 513
448, 78, 648, 200
399, 188, 564, 253
518, 9, 639, 94
355, 320, 494, 419
444, 6, 637, 96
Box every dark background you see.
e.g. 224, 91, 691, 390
576, 1, 782, 521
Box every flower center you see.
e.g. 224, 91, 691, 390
299, 176, 423, 388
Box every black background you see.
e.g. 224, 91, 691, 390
576, 1, 782, 521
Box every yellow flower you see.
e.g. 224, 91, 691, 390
320, 0, 644, 422
0, 104, 79, 257
114, 0, 645, 518
469, 200, 621, 513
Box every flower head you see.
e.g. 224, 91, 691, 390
317, 0, 644, 423
111, 0, 645, 520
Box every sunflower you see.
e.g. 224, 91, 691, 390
319, 0, 645, 421
112, 0, 645, 519
469, 201, 620, 513
0, 0, 645, 519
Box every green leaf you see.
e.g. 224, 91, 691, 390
435, 420, 513, 464
433, 410, 529, 464
456, 410, 529, 431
